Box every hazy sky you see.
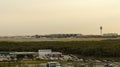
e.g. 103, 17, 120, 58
0, 0, 120, 36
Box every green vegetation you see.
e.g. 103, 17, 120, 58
0, 39, 120, 59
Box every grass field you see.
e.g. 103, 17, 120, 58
0, 37, 118, 42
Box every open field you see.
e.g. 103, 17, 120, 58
0, 38, 119, 42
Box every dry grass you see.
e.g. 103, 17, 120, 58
0, 38, 118, 42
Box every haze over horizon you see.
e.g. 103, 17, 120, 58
0, 0, 120, 36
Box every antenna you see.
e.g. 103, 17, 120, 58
100, 26, 103, 35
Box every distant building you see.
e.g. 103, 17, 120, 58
47, 62, 61, 67
0, 52, 11, 61
50, 52, 62, 57
49, 52, 62, 60
103, 33, 118, 38
38, 49, 63, 60
0, 49, 69, 61
38, 49, 52, 58
10, 52, 37, 60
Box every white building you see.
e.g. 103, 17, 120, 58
38, 49, 52, 58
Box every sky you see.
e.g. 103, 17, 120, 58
0, 0, 120, 36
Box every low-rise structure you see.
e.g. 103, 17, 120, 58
38, 49, 52, 59
103, 33, 118, 37
0, 52, 11, 61
38, 49, 62, 60
0, 49, 78, 61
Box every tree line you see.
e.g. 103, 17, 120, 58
0, 39, 120, 58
